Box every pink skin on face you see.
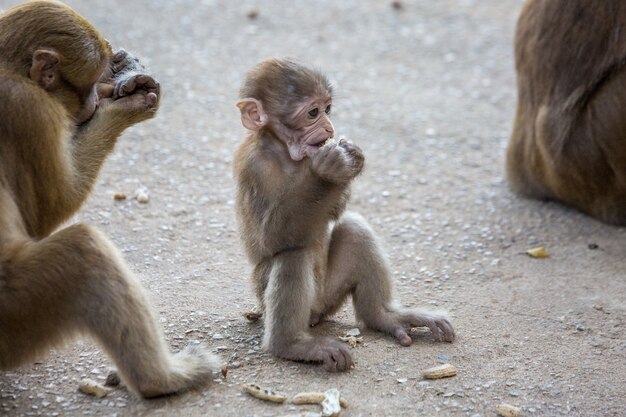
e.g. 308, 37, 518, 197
285, 96, 334, 161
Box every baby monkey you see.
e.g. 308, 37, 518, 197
233, 58, 455, 371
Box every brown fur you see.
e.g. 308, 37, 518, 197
507, 0, 626, 225
0, 1, 219, 398
234, 58, 454, 372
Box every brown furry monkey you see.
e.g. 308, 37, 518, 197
0, 1, 219, 398
234, 58, 455, 372
507, 0, 626, 225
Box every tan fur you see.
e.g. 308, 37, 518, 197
0, 1, 219, 398
507, 0, 626, 225
234, 59, 454, 372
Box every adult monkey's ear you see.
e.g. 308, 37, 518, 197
236, 98, 268, 131
30, 49, 62, 91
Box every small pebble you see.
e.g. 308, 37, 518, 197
496, 403, 521, 417
136, 193, 149, 204
135, 187, 150, 203
78, 379, 109, 398
346, 328, 361, 337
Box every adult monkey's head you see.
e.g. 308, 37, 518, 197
0, 0, 112, 124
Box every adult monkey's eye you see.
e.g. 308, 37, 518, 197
325, 104, 331, 114
308, 108, 319, 118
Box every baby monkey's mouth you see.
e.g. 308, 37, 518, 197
303, 136, 334, 157
312, 137, 334, 148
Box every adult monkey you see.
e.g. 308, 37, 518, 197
234, 59, 455, 372
507, 0, 626, 225
0, 1, 219, 398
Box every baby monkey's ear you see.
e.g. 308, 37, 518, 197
237, 98, 268, 131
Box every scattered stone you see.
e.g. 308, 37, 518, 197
246, 9, 259, 19
134, 187, 150, 204
78, 379, 110, 398
338, 328, 363, 347
319, 388, 342, 417
526, 246, 549, 258
292, 389, 346, 416
338, 335, 363, 347
345, 328, 360, 337
242, 383, 287, 403
242, 309, 262, 322
422, 363, 457, 379
113, 193, 127, 201
495, 403, 521, 417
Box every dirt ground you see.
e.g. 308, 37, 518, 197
1, 0, 625, 416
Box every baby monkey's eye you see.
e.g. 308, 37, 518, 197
308, 108, 319, 118
325, 104, 331, 114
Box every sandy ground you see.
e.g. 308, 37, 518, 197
1, 0, 625, 416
